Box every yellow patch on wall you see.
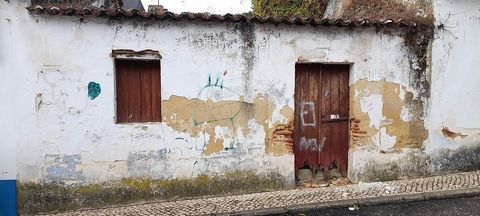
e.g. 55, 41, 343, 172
162, 94, 276, 155
280, 105, 294, 120
382, 81, 428, 149
350, 80, 381, 147
350, 79, 428, 149
203, 127, 225, 155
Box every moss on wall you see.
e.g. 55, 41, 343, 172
17, 170, 287, 215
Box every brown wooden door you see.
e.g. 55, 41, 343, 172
294, 64, 349, 178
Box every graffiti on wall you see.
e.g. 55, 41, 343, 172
299, 137, 326, 152
300, 101, 316, 127
162, 69, 292, 156
297, 100, 325, 152
197, 71, 237, 98
87, 82, 101, 100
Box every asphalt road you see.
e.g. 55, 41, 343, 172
284, 196, 480, 216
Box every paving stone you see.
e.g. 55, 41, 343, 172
42, 171, 480, 216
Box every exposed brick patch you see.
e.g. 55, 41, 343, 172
351, 118, 368, 146
271, 122, 294, 154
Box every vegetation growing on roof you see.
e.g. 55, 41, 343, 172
252, 0, 329, 18
340, 0, 433, 27
252, 0, 434, 28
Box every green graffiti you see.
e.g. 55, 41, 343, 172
88, 82, 101, 100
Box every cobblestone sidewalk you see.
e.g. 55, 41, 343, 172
42, 171, 480, 216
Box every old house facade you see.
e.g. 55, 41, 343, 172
0, 0, 479, 214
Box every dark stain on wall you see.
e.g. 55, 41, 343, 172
404, 28, 433, 101
430, 145, 480, 173
236, 22, 256, 98
356, 145, 480, 182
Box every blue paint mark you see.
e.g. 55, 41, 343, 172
0, 180, 16, 216
224, 147, 236, 151
88, 82, 101, 100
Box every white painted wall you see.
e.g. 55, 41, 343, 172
428, 0, 480, 151
1, 1, 432, 184
0, 1, 27, 181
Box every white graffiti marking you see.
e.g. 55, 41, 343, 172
300, 101, 316, 127
318, 137, 326, 151
299, 137, 327, 151
300, 137, 317, 151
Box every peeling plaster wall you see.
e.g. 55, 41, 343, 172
0, 0, 431, 192
427, 0, 480, 171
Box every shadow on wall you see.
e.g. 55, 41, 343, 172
17, 170, 287, 215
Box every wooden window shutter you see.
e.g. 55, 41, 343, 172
115, 59, 161, 123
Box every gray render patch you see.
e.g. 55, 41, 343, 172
127, 149, 168, 161
44, 154, 85, 183
127, 150, 170, 177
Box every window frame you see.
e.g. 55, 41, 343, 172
112, 50, 162, 124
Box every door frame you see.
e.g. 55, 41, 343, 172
293, 62, 352, 179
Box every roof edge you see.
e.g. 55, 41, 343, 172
25, 5, 419, 28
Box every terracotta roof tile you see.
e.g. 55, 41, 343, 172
26, 5, 417, 28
